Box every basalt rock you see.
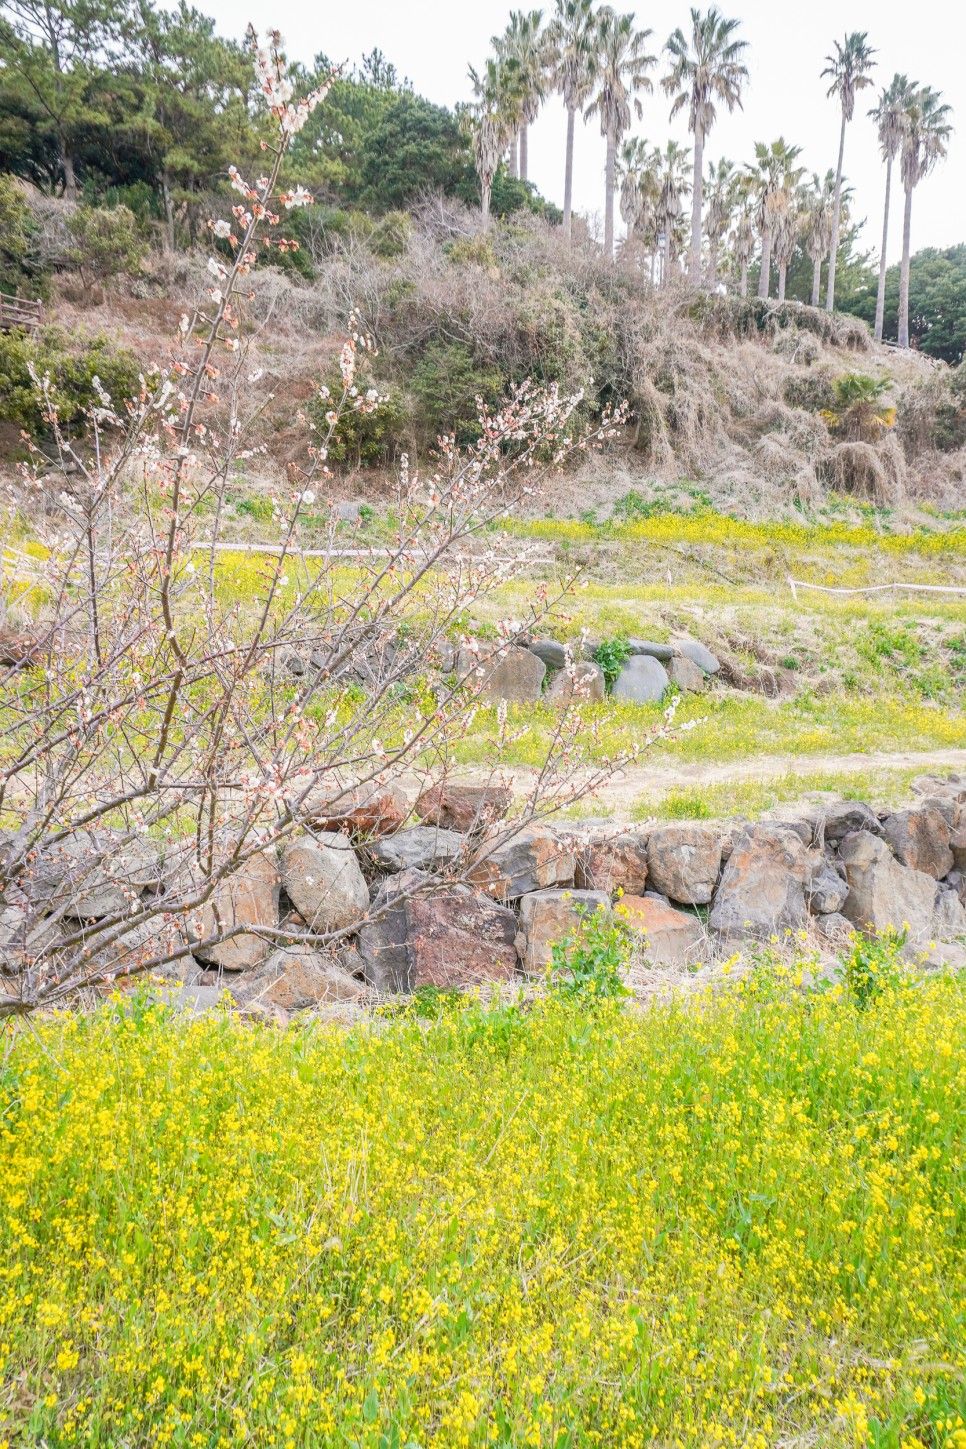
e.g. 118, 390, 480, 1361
415, 783, 512, 834
469, 825, 576, 900
516, 888, 609, 974
646, 824, 722, 906
709, 825, 810, 943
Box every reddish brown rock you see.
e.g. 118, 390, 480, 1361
619, 895, 705, 966
358, 869, 517, 992
469, 824, 575, 900
192, 851, 280, 972
290, 777, 408, 838
575, 832, 649, 896
415, 783, 512, 834
406, 891, 518, 988
516, 888, 610, 973
646, 824, 722, 905
881, 806, 954, 880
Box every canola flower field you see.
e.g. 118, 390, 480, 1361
2, 964, 966, 1449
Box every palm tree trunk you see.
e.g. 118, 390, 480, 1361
708, 236, 719, 291
898, 181, 913, 348
778, 261, 788, 303
740, 258, 748, 297
520, 123, 529, 184
826, 108, 847, 312
811, 255, 821, 307
874, 157, 893, 342
689, 126, 704, 285
650, 250, 656, 287
509, 133, 519, 180
758, 227, 772, 300
563, 105, 576, 241
604, 135, 616, 259
482, 179, 492, 229
663, 229, 672, 288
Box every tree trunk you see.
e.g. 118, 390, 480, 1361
650, 250, 656, 287
874, 156, 893, 342
563, 106, 576, 241
604, 134, 616, 259
162, 169, 176, 253
758, 227, 772, 300
826, 108, 847, 312
663, 229, 672, 288
689, 126, 704, 285
482, 179, 492, 228
707, 236, 719, 291
778, 261, 787, 303
811, 254, 822, 307
520, 122, 529, 184
509, 132, 519, 180
61, 139, 77, 201
740, 258, 748, 297
898, 180, 913, 348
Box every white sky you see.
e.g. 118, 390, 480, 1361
199, 0, 966, 260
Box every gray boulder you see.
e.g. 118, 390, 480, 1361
821, 800, 884, 845
281, 833, 369, 931
646, 824, 722, 905
233, 945, 365, 1010
709, 825, 810, 943
470, 824, 575, 900
806, 858, 849, 915
528, 638, 568, 670
545, 661, 605, 704
881, 806, 954, 880
24, 830, 162, 920
814, 912, 854, 942
668, 656, 706, 693
516, 889, 609, 973
626, 639, 678, 661
191, 850, 280, 972
677, 640, 720, 675
458, 645, 545, 702
612, 656, 669, 703
837, 831, 939, 943
370, 826, 465, 875
620, 894, 705, 966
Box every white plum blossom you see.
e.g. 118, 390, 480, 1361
212, 219, 232, 239
281, 184, 313, 210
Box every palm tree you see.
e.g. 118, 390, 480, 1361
653, 140, 691, 285
704, 157, 737, 290
585, 8, 656, 259
749, 138, 802, 300
730, 182, 756, 296
468, 57, 520, 224
662, 7, 748, 286
821, 32, 876, 312
547, 0, 598, 240
898, 86, 953, 348
772, 186, 804, 303
494, 10, 548, 183
870, 74, 914, 342
803, 171, 835, 307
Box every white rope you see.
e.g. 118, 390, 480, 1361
788, 575, 966, 602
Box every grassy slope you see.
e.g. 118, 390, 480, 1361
2, 963, 965, 1447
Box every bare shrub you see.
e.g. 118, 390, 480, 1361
824, 435, 907, 505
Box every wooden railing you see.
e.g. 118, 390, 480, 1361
0, 292, 44, 332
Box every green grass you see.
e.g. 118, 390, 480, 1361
630, 766, 930, 823
2, 963, 966, 1446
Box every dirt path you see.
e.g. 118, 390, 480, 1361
492, 747, 966, 823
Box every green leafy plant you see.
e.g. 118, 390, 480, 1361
66, 203, 145, 289
821, 373, 896, 442
0, 326, 142, 437
593, 635, 631, 692
549, 906, 632, 1002
841, 927, 907, 1007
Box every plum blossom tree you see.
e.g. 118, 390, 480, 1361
0, 29, 644, 1018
